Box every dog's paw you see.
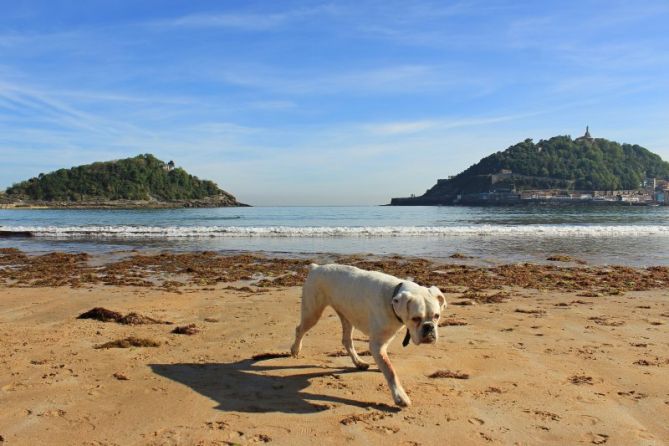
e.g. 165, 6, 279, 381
393, 390, 412, 407
394, 395, 412, 407
354, 362, 370, 371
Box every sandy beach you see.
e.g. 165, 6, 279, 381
1, 250, 668, 445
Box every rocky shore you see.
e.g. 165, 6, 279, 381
0, 194, 249, 209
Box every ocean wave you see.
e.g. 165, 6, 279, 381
2, 224, 669, 238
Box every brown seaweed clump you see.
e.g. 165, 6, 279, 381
77, 307, 171, 325
428, 370, 470, 379
95, 337, 161, 349
547, 255, 587, 264
515, 308, 546, 316
0, 250, 91, 288
77, 307, 123, 322
588, 316, 625, 327
569, 375, 593, 385
118, 312, 172, 325
460, 290, 511, 304
439, 318, 468, 327
449, 252, 473, 259
171, 324, 200, 335
3, 248, 669, 295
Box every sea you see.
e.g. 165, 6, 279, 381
1, 205, 669, 266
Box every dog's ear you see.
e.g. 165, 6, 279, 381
429, 286, 446, 309
392, 291, 413, 322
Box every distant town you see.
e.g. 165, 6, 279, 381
449, 172, 669, 206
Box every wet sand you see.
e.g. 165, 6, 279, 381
1, 250, 668, 445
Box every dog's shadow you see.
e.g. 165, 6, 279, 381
150, 356, 398, 414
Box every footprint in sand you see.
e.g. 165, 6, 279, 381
587, 432, 609, 444
579, 414, 601, 426
635, 430, 656, 440
1, 382, 26, 392
367, 425, 400, 435
479, 432, 494, 442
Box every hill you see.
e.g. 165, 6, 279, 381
391, 132, 669, 205
1, 154, 247, 208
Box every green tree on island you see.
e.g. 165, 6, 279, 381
5, 154, 225, 202
452, 136, 669, 191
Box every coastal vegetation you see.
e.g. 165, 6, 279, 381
2, 154, 245, 207
392, 134, 669, 205
455, 136, 669, 191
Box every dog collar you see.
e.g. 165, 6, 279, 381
391, 282, 411, 347
391, 282, 404, 323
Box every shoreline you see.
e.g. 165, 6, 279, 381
0, 196, 250, 209
2, 238, 669, 268
388, 200, 665, 207
0, 248, 667, 444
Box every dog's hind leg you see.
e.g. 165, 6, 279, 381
290, 287, 326, 358
336, 311, 369, 370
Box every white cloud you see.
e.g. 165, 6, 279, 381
246, 100, 297, 110
365, 120, 436, 135
156, 12, 290, 31
363, 113, 542, 136
212, 64, 450, 95
147, 5, 334, 32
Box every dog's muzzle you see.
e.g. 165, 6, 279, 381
421, 322, 436, 343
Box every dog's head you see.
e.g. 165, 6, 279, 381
392, 283, 446, 345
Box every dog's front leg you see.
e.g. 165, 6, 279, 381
369, 339, 411, 407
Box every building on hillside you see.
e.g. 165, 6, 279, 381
575, 126, 594, 142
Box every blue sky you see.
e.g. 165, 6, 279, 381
1, 0, 668, 205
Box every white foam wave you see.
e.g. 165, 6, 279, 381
3, 224, 669, 238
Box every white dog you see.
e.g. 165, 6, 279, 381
290, 263, 446, 407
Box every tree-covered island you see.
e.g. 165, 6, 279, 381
1, 154, 247, 208
391, 129, 669, 206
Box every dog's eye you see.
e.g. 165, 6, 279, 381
411, 317, 421, 323
433, 314, 440, 320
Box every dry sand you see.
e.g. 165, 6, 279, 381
1, 254, 668, 445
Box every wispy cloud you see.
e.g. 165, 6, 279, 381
147, 5, 334, 31
363, 112, 546, 136
0, 79, 185, 161
152, 12, 291, 31
0, 81, 116, 134
365, 120, 436, 135
246, 100, 297, 110
212, 64, 458, 95
48, 89, 195, 105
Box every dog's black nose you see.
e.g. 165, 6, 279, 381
422, 322, 435, 337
